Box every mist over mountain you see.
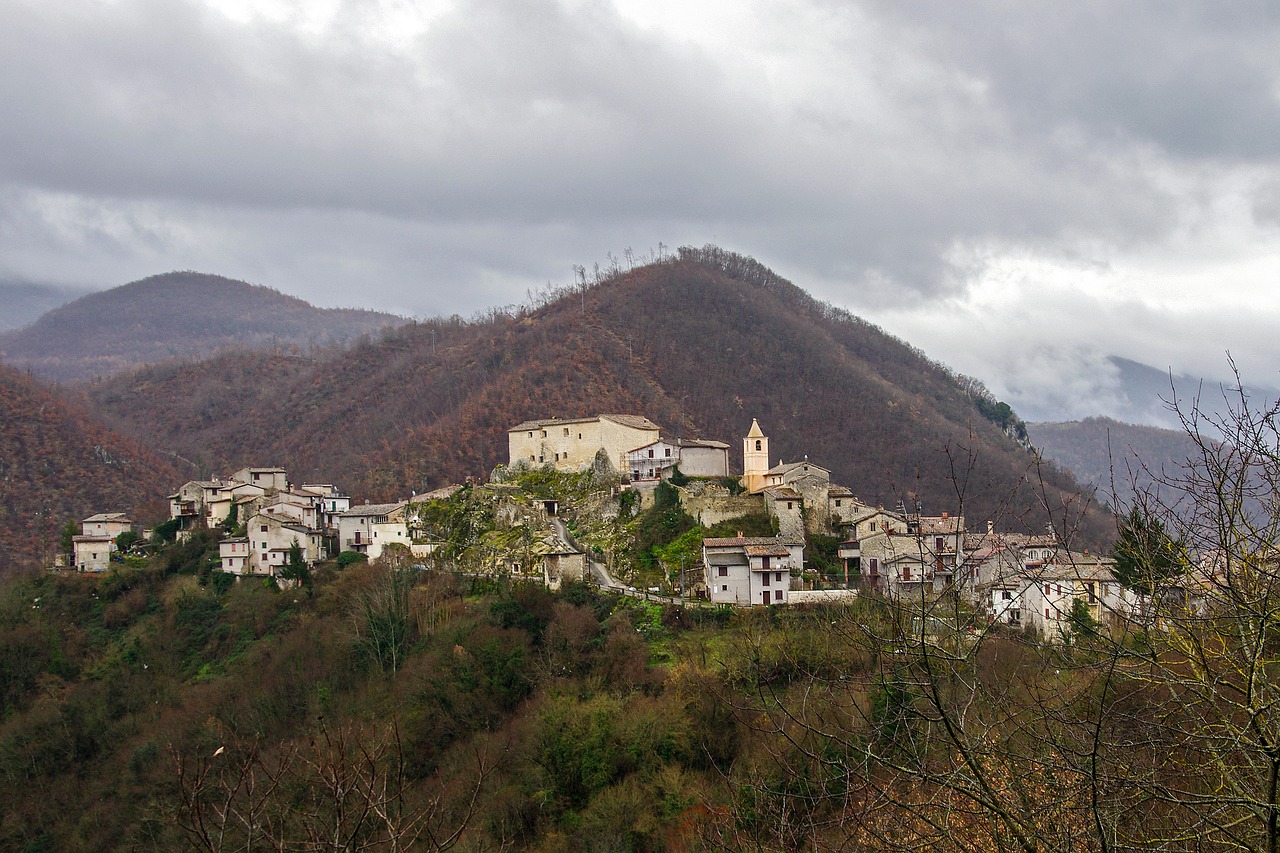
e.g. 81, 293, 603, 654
1026, 416, 1204, 513
0, 280, 90, 331
79, 247, 1110, 546
0, 271, 408, 382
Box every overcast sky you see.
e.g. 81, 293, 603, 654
3, 0, 1279, 425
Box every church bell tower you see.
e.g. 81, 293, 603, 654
743, 418, 769, 494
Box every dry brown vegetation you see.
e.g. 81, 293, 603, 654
80, 247, 1109, 546
0, 363, 181, 572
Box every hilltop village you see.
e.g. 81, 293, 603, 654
59, 412, 1152, 642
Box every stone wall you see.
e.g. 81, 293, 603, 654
678, 486, 764, 528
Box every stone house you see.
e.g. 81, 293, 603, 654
828, 487, 870, 528
856, 512, 965, 598
703, 535, 804, 606
336, 502, 405, 560
508, 414, 661, 473
300, 484, 351, 532
763, 486, 807, 541
535, 533, 587, 590
72, 535, 114, 572
243, 511, 323, 576
230, 466, 289, 492
81, 512, 133, 539
169, 480, 224, 528
71, 513, 134, 572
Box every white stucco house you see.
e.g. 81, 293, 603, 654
703, 535, 804, 606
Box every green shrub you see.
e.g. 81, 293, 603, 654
335, 550, 368, 568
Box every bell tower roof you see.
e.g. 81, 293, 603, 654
746, 418, 765, 438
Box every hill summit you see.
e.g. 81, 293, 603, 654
83, 246, 1108, 545
0, 271, 407, 381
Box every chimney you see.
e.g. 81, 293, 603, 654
987, 520, 994, 535
942, 511, 949, 519
737, 530, 744, 539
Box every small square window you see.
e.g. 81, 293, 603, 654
718, 566, 727, 577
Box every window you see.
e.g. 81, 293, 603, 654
762, 556, 771, 569
903, 566, 911, 581
762, 572, 770, 587
578, 433, 582, 439
554, 452, 559, 461
1085, 582, 1096, 603
1002, 590, 1012, 601
563, 427, 569, 436
870, 521, 878, 531
528, 431, 533, 438
648, 449, 654, 458
541, 430, 547, 437
718, 566, 727, 577
775, 590, 783, 602
1010, 609, 1021, 622
665, 448, 671, 457
261, 541, 267, 549
721, 585, 728, 592
869, 558, 879, 576
786, 501, 793, 509
935, 536, 944, 551
1044, 584, 1050, 596
1045, 608, 1050, 619
775, 572, 782, 582
261, 525, 268, 532
755, 439, 762, 451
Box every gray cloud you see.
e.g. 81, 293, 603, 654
1, 0, 1279, 422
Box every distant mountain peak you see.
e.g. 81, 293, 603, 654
0, 271, 408, 382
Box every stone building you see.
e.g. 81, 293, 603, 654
508, 415, 661, 473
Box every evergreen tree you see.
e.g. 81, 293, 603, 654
1111, 506, 1187, 595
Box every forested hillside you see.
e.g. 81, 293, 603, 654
0, 364, 182, 571
0, 271, 406, 381
81, 247, 1108, 546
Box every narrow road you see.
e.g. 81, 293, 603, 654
550, 516, 623, 590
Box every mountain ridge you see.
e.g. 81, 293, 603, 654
0, 271, 408, 381
81, 247, 1111, 545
